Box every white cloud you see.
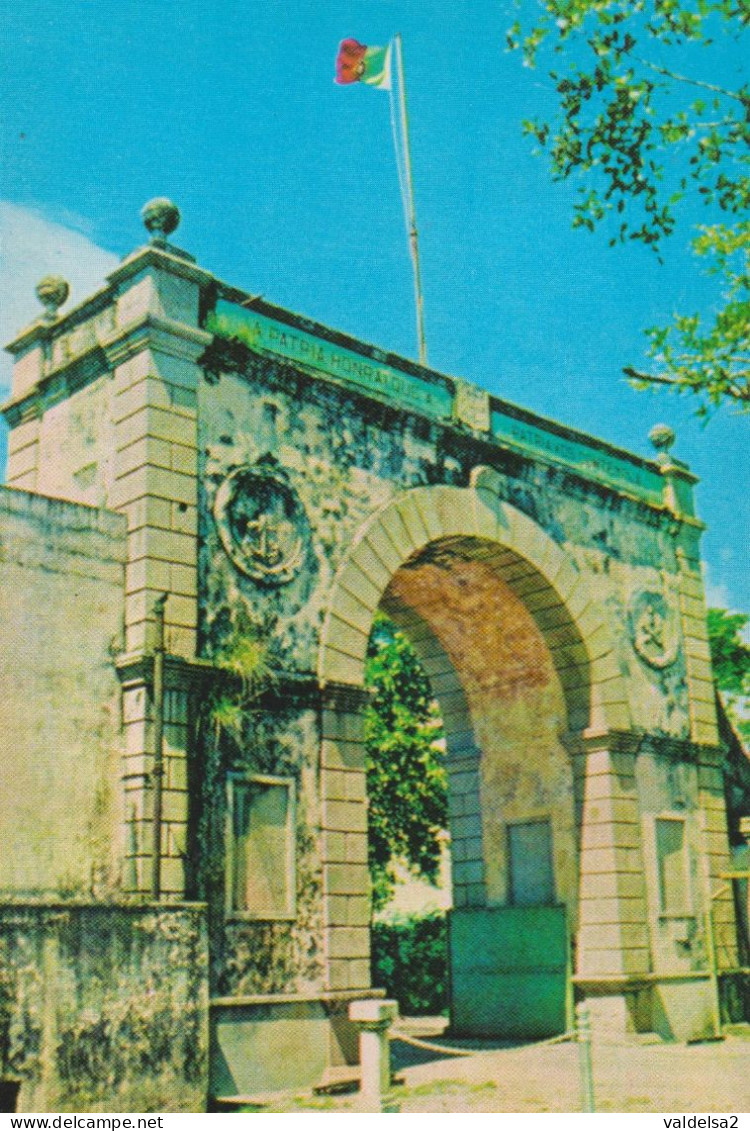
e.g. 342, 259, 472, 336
702, 563, 730, 611
702, 562, 732, 612
702, 562, 750, 643
0, 202, 119, 394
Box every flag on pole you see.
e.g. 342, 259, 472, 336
334, 33, 427, 365
335, 38, 392, 89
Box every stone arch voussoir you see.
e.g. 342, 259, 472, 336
319, 475, 630, 732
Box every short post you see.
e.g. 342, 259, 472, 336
349, 999, 398, 1112
576, 1000, 595, 1113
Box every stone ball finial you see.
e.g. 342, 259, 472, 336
141, 197, 181, 242
648, 423, 676, 456
35, 275, 70, 321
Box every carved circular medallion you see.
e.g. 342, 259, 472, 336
214, 467, 307, 584
628, 590, 679, 670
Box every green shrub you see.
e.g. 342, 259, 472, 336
371, 912, 447, 1015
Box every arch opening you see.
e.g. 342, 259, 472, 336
319, 484, 625, 738
378, 535, 582, 919
318, 486, 624, 1037
356, 534, 588, 1036
363, 614, 452, 1017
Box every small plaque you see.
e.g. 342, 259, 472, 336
454, 380, 491, 433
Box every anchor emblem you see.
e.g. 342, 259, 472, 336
242, 511, 286, 568
214, 466, 307, 584
629, 590, 679, 671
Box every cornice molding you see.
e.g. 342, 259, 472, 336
562, 727, 722, 762
2, 314, 212, 425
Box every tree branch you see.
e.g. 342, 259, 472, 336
623, 366, 750, 401
632, 55, 748, 104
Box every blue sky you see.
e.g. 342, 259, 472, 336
0, 0, 747, 610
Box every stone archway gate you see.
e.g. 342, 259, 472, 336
2, 209, 740, 1102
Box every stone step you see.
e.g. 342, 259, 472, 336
314, 1065, 361, 1094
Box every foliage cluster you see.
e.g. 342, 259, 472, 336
370, 912, 448, 1016
206, 611, 274, 746
364, 614, 447, 910
509, 0, 749, 415
707, 606, 750, 740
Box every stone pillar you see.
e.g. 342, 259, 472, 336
649, 424, 718, 748
573, 732, 651, 1034
320, 682, 372, 993
103, 203, 212, 898
107, 244, 212, 661
447, 746, 486, 908
349, 999, 398, 1111
676, 537, 719, 748
118, 658, 194, 897
648, 423, 698, 520
650, 424, 736, 976
697, 747, 738, 971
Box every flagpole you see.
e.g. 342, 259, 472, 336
393, 33, 428, 367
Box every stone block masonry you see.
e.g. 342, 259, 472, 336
0, 486, 127, 897
1, 201, 744, 1103
0, 903, 208, 1112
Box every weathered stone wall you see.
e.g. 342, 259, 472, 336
4, 249, 211, 663
2, 227, 735, 1053
5, 372, 116, 506
0, 903, 208, 1112
199, 351, 694, 735
192, 349, 686, 992
195, 363, 448, 993
0, 487, 126, 897
4, 247, 214, 901
197, 359, 439, 671
187, 694, 326, 996
190, 333, 733, 1018
4, 299, 116, 498
636, 748, 710, 975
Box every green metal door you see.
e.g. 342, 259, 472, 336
449, 906, 570, 1039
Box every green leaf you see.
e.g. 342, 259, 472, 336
365, 614, 447, 910
508, 0, 750, 416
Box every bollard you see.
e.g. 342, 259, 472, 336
576, 1001, 596, 1113
349, 999, 399, 1112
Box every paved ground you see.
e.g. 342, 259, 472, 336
390, 1029, 750, 1113
266, 1022, 750, 1114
